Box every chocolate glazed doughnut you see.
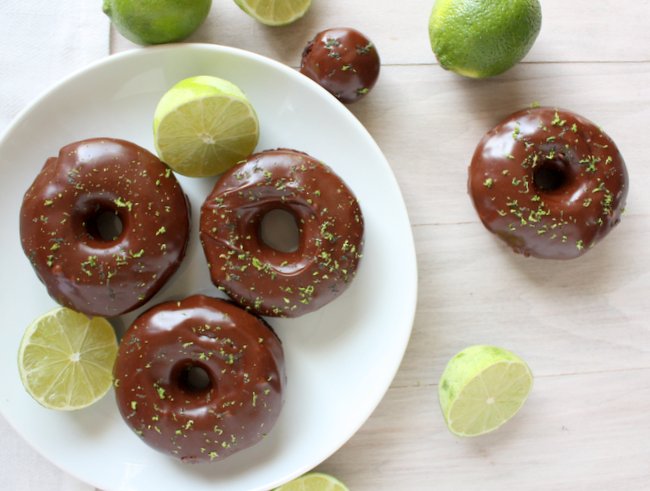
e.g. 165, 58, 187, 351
113, 295, 285, 463
200, 149, 364, 317
468, 107, 628, 259
20, 138, 190, 316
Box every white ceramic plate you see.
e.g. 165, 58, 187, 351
0, 44, 417, 491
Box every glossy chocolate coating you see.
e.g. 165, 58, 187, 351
300, 27, 380, 104
20, 138, 190, 316
469, 107, 628, 259
113, 295, 285, 463
200, 149, 364, 317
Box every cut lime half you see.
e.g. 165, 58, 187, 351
274, 472, 349, 491
439, 345, 533, 437
18, 307, 118, 411
153, 75, 259, 177
234, 0, 312, 26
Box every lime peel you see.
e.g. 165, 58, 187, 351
103, 0, 212, 45
439, 345, 533, 437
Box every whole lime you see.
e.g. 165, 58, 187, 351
429, 0, 542, 78
103, 0, 212, 45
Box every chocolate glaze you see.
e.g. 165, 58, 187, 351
300, 27, 380, 104
113, 295, 285, 463
200, 149, 364, 317
468, 107, 628, 259
20, 138, 190, 316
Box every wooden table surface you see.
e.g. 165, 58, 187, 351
109, 1, 646, 489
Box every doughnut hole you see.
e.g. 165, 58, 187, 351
533, 153, 572, 192
173, 362, 213, 395
73, 197, 127, 243
86, 209, 124, 241
259, 208, 300, 253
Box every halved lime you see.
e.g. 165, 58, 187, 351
234, 0, 312, 26
274, 473, 349, 491
153, 75, 259, 177
439, 345, 533, 437
18, 308, 118, 411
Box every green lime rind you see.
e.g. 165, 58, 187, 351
103, 0, 212, 45
429, 0, 542, 78
273, 472, 350, 491
439, 345, 533, 437
234, 0, 312, 27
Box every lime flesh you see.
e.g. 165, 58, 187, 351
18, 308, 118, 411
153, 75, 259, 177
234, 0, 312, 26
439, 345, 533, 436
274, 472, 349, 491
429, 0, 542, 78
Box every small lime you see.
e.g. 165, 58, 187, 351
429, 0, 542, 78
18, 308, 118, 411
103, 0, 212, 45
439, 345, 533, 437
274, 472, 349, 491
153, 75, 259, 177
234, 0, 312, 26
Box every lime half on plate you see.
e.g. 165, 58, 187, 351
18, 307, 117, 411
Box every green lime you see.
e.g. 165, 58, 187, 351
103, 0, 212, 45
153, 75, 260, 177
429, 0, 542, 78
234, 0, 312, 26
274, 472, 349, 491
18, 308, 118, 411
438, 345, 533, 437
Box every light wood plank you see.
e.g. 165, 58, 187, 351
111, 0, 650, 64
319, 368, 650, 490
392, 216, 650, 388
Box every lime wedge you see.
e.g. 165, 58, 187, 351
274, 473, 349, 491
18, 308, 118, 411
234, 0, 312, 26
153, 75, 259, 177
439, 345, 533, 437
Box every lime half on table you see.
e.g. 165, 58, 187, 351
274, 472, 349, 491
439, 345, 533, 437
18, 307, 118, 411
234, 0, 312, 26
